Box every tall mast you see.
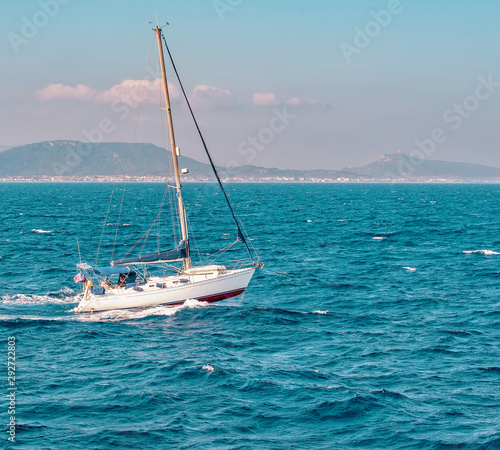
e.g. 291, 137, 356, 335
155, 26, 191, 269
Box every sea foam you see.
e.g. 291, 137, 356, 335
1, 289, 76, 305
463, 249, 500, 255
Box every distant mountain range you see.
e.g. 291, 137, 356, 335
0, 141, 351, 180
1, 141, 500, 182
345, 152, 500, 180
0, 141, 209, 178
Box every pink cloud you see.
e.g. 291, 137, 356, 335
96, 79, 181, 105
35, 79, 180, 106
35, 83, 97, 101
252, 91, 280, 106
285, 97, 302, 106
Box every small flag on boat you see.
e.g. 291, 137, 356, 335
74, 273, 85, 283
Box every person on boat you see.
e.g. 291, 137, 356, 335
117, 273, 127, 288
102, 276, 114, 288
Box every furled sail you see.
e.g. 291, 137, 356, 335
111, 240, 187, 266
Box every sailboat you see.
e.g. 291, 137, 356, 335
73, 25, 261, 313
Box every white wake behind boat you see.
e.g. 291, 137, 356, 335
74, 25, 261, 313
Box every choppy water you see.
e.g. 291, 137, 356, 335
1, 182, 500, 449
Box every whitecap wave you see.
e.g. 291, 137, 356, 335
202, 364, 215, 372
0, 314, 69, 322
77, 305, 181, 322
313, 310, 328, 315
463, 250, 500, 256
76, 299, 208, 322
403, 267, 417, 271
32, 229, 53, 234
373, 236, 386, 240
1, 288, 77, 305
183, 299, 209, 309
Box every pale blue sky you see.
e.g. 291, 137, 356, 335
1, 0, 500, 170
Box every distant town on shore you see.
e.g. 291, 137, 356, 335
1, 141, 500, 183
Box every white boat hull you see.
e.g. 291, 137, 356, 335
75, 267, 256, 313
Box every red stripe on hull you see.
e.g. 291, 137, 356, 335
165, 288, 246, 307
198, 288, 246, 303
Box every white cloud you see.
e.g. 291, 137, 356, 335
35, 79, 180, 106
190, 84, 233, 108
95, 79, 158, 105
36, 81, 313, 112
35, 83, 97, 102
252, 91, 280, 106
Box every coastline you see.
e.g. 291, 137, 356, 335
1, 177, 500, 184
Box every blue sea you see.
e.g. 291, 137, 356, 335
1, 182, 500, 449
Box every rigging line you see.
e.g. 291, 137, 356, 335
95, 183, 118, 267
115, 215, 156, 261
96, 146, 134, 265
161, 32, 255, 264
154, 160, 173, 253
112, 190, 167, 262
158, 73, 178, 247
139, 227, 149, 256
154, 186, 169, 253
120, 191, 166, 260
77, 237, 82, 264
156, 61, 180, 246
118, 227, 149, 260
238, 218, 260, 262
195, 241, 237, 266
111, 38, 156, 261
165, 167, 178, 248
168, 183, 178, 246
100, 35, 156, 265
157, 219, 160, 253
207, 241, 238, 265
95, 34, 156, 266
159, 262, 182, 274
186, 213, 201, 264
